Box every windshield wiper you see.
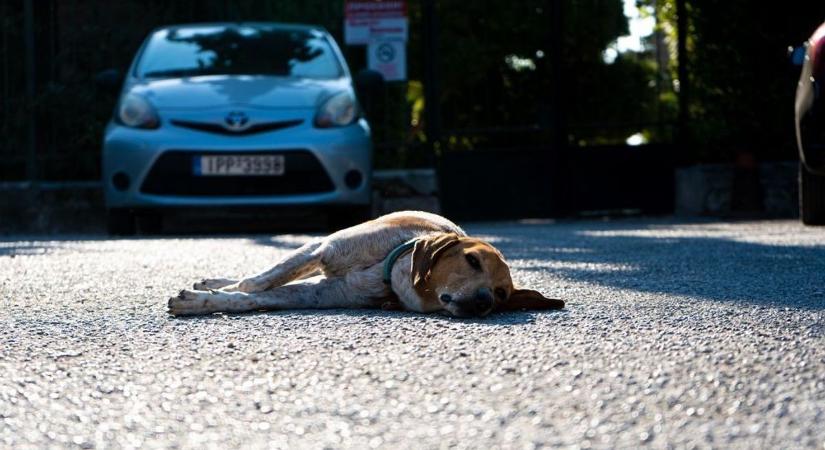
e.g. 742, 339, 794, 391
142, 68, 209, 79
143, 68, 304, 79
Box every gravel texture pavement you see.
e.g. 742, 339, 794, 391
1, 218, 823, 449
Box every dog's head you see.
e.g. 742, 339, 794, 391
411, 233, 565, 317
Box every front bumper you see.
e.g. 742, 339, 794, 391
102, 118, 373, 208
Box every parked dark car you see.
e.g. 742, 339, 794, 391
794, 22, 825, 224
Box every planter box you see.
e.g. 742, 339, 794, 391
372, 168, 440, 216
675, 161, 798, 217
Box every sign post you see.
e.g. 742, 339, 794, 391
367, 39, 406, 81
345, 0, 408, 82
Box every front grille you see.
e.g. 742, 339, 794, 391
170, 119, 304, 136
140, 150, 335, 196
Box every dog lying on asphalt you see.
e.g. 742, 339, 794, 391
167, 211, 564, 317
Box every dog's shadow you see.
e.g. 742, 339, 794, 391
169, 307, 568, 326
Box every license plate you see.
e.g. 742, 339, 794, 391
194, 155, 285, 176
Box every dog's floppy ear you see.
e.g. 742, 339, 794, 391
411, 233, 462, 289
497, 288, 565, 311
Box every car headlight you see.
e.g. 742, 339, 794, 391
116, 93, 159, 129
314, 91, 358, 128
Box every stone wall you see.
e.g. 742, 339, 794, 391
0, 183, 105, 234
0, 171, 443, 234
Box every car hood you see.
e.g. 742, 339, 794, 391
128, 75, 350, 110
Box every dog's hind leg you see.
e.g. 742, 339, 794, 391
220, 239, 324, 293
169, 275, 381, 316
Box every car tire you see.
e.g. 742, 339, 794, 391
137, 212, 164, 235
800, 162, 825, 225
327, 205, 373, 232
107, 209, 136, 236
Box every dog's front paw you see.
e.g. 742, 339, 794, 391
167, 289, 211, 316
167, 289, 254, 316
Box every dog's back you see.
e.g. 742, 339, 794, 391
319, 211, 466, 277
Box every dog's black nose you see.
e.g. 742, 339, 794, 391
440, 294, 453, 303
476, 288, 493, 302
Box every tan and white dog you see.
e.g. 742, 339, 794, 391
167, 211, 564, 317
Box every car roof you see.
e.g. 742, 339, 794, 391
153, 22, 329, 34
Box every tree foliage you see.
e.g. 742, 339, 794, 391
648, 0, 825, 161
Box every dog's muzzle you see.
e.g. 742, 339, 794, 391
440, 288, 494, 317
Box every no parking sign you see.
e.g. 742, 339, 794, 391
344, 0, 408, 44
367, 39, 406, 81
345, 0, 408, 82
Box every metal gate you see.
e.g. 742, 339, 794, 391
428, 0, 679, 219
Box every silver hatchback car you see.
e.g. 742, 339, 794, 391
102, 23, 372, 234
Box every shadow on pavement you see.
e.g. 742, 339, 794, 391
166, 307, 564, 325
5, 217, 822, 311
472, 220, 825, 310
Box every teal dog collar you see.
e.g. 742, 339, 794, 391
382, 239, 418, 285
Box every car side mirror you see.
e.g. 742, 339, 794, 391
789, 45, 806, 67
354, 69, 385, 119
354, 69, 384, 98
95, 69, 124, 93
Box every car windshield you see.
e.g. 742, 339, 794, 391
137, 25, 343, 79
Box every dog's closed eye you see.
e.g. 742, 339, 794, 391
495, 287, 507, 300
465, 254, 482, 271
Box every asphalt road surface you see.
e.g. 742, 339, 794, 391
1, 218, 823, 449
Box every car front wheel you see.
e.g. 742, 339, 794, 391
800, 162, 825, 225
107, 209, 136, 236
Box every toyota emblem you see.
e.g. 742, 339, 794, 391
224, 111, 250, 131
